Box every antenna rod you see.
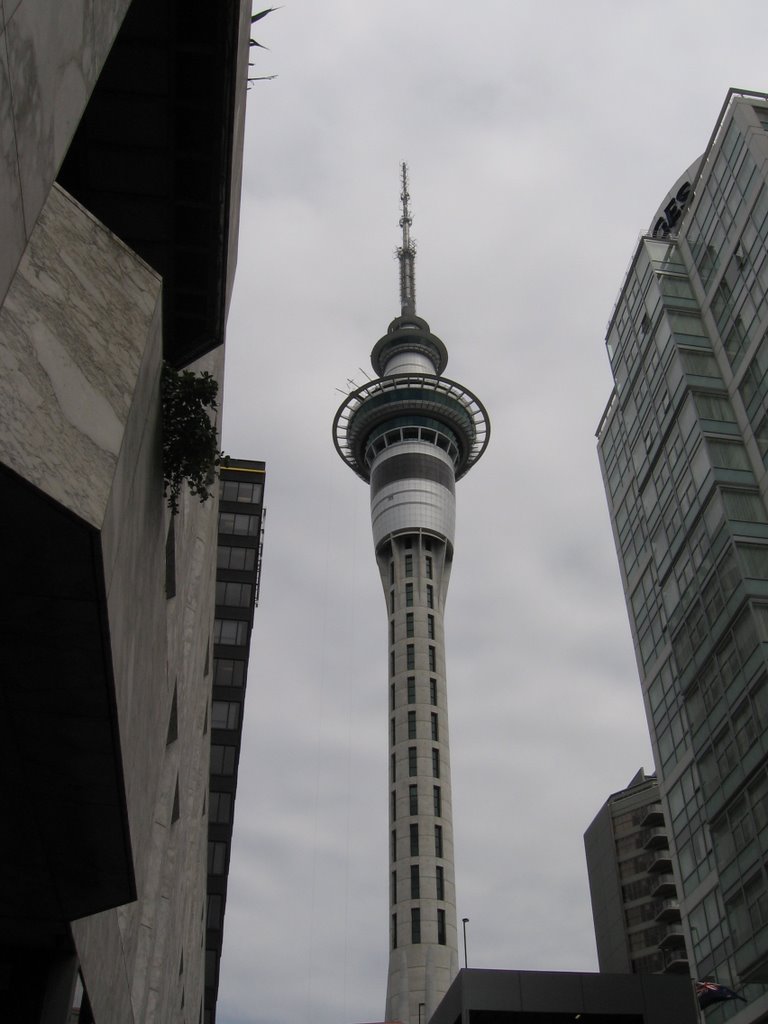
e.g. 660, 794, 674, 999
397, 162, 416, 316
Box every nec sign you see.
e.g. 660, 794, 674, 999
652, 182, 692, 238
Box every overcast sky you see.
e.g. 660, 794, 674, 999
216, 4, 768, 1022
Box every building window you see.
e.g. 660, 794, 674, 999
430, 678, 437, 705
427, 614, 434, 639
391, 683, 395, 710
217, 545, 256, 571
390, 651, 395, 676
411, 908, 421, 944
208, 840, 227, 875
391, 753, 396, 782
390, 620, 395, 644
411, 864, 420, 899
211, 701, 240, 730
392, 913, 397, 950
424, 538, 432, 551
405, 583, 414, 607
405, 554, 413, 576
390, 589, 395, 612
437, 908, 446, 945
433, 786, 441, 817
218, 512, 260, 536
391, 871, 397, 905
215, 581, 253, 608
404, 537, 413, 549
207, 893, 223, 929
408, 710, 417, 739
210, 745, 236, 775
406, 612, 414, 637
390, 717, 396, 746
221, 480, 263, 504
431, 713, 439, 741
409, 747, 417, 777
435, 824, 443, 857
407, 677, 416, 703
409, 784, 418, 815
426, 584, 434, 608
213, 658, 244, 687
428, 646, 436, 671
436, 865, 444, 900
410, 823, 419, 856
391, 789, 396, 821
209, 791, 232, 824
213, 619, 248, 646
432, 748, 440, 778
425, 555, 433, 579
407, 644, 415, 670
392, 829, 397, 859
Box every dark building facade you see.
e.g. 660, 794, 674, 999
597, 89, 768, 1023
0, 1, 251, 1020
585, 769, 688, 977
206, 460, 266, 1023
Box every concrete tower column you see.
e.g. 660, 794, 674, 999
333, 165, 489, 1024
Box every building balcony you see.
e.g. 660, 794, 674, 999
661, 946, 690, 974
647, 852, 673, 874
640, 803, 665, 828
654, 899, 682, 923
658, 923, 686, 949
643, 827, 670, 851
651, 874, 677, 898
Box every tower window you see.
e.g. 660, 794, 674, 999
436, 865, 444, 900
409, 784, 418, 815
407, 644, 415, 670
410, 823, 419, 855
435, 824, 443, 857
408, 710, 417, 738
392, 829, 397, 859
430, 679, 437, 706
427, 614, 434, 639
392, 870, 397, 905
391, 789, 396, 821
390, 589, 395, 612
428, 646, 436, 671
407, 676, 416, 703
425, 555, 433, 579
405, 582, 414, 607
406, 612, 414, 637
411, 864, 420, 899
391, 683, 395, 710
431, 712, 439, 741
391, 753, 396, 782
424, 539, 432, 551
433, 786, 442, 817
391, 718, 396, 745
390, 620, 395, 644
426, 585, 434, 609
432, 748, 440, 778
411, 908, 421, 944
409, 747, 417, 777
390, 651, 395, 676
392, 913, 398, 949
405, 554, 413, 577
437, 908, 446, 945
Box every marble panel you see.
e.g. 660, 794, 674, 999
5, 0, 130, 237
0, 183, 160, 529
0, 28, 27, 306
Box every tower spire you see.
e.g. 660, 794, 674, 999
398, 162, 417, 316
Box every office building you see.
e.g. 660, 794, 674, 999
207, 461, 266, 1021
585, 768, 688, 976
0, 1, 250, 1020
333, 166, 490, 1024
597, 89, 768, 1021
429, 967, 697, 1024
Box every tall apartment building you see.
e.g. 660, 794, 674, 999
597, 89, 768, 1022
207, 461, 266, 1022
0, 2, 250, 1020
585, 768, 688, 977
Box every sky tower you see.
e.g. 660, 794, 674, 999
333, 165, 490, 1024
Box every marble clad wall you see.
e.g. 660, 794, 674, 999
0, 0, 130, 306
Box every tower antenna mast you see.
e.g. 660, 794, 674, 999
398, 162, 417, 316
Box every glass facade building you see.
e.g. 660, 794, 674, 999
598, 90, 768, 1023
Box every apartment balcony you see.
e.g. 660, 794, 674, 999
658, 923, 686, 949
654, 899, 682, 924
640, 803, 665, 828
647, 852, 673, 874
651, 874, 677, 898
643, 827, 670, 851
661, 945, 690, 975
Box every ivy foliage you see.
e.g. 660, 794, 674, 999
161, 363, 227, 514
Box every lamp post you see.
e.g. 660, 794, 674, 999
462, 917, 469, 969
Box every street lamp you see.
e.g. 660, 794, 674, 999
462, 917, 469, 969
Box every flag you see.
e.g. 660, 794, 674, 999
695, 981, 747, 1008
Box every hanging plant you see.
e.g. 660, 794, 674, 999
161, 363, 227, 514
